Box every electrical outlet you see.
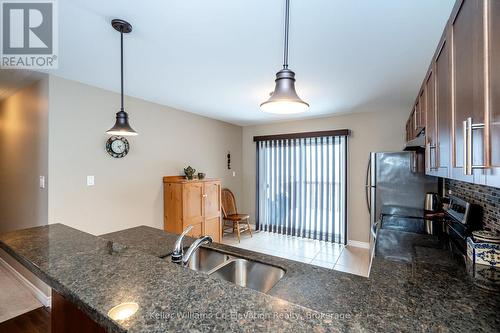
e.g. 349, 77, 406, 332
39, 176, 45, 189
232, 171, 236, 177
87, 175, 95, 186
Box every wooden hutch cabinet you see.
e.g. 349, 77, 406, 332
163, 176, 222, 242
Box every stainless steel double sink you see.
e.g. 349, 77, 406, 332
165, 247, 285, 294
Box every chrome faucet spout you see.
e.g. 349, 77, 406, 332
171, 225, 193, 264
182, 236, 213, 266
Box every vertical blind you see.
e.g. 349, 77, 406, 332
255, 132, 348, 244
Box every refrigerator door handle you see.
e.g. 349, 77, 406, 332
371, 220, 380, 239
410, 152, 417, 173
365, 156, 372, 214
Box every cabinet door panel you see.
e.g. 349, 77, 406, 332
409, 109, 416, 140
406, 120, 410, 142
184, 223, 203, 238
415, 101, 421, 133
486, 0, 500, 188
183, 182, 204, 227
435, 37, 451, 178
204, 181, 221, 220
451, 0, 486, 182
425, 70, 438, 174
420, 90, 427, 131
205, 217, 221, 243
164, 183, 183, 234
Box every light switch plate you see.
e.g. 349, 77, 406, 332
39, 176, 45, 189
87, 175, 95, 186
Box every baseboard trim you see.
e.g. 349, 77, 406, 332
347, 240, 370, 249
0, 257, 51, 307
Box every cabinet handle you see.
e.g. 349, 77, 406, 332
414, 111, 417, 131
426, 142, 430, 172
463, 120, 468, 175
464, 117, 486, 175
202, 194, 208, 198
428, 144, 437, 170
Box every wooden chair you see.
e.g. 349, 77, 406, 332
221, 188, 252, 242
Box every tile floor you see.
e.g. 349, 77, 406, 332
0, 263, 42, 323
221, 229, 370, 277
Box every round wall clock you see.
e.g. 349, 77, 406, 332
106, 136, 129, 158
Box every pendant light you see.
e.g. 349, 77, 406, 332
106, 19, 138, 136
260, 0, 309, 114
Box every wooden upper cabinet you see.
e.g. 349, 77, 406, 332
415, 101, 420, 133
425, 69, 437, 173
406, 115, 410, 142
485, 0, 500, 187
419, 89, 427, 131
450, 0, 486, 183
435, 34, 452, 177
418, 0, 499, 188
407, 108, 417, 142
406, 90, 426, 143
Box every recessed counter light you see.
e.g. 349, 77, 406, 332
107, 302, 139, 321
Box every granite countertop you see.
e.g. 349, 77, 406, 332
1, 224, 499, 332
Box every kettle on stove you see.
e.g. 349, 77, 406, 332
425, 192, 441, 212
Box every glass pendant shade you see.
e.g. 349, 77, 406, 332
260, 69, 309, 114
106, 109, 138, 136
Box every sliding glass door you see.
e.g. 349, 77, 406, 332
256, 134, 347, 244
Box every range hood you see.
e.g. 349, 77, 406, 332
404, 134, 425, 151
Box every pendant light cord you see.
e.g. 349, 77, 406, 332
120, 30, 124, 111
283, 0, 290, 69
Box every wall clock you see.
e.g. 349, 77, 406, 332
106, 136, 129, 158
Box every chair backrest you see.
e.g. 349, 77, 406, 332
221, 188, 237, 218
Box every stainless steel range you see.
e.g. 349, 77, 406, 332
375, 193, 480, 263
444, 195, 478, 258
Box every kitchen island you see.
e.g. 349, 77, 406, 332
0, 223, 499, 332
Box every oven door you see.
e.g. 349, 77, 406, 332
446, 220, 468, 260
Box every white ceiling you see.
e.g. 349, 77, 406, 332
47, 0, 455, 126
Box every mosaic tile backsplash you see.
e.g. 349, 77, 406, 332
444, 179, 500, 233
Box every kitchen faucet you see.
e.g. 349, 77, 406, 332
171, 225, 213, 266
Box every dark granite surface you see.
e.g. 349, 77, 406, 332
0, 224, 336, 332
1, 224, 499, 332
103, 226, 500, 332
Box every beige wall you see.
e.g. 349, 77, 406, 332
0, 79, 49, 233
48, 76, 242, 235
0, 77, 51, 299
242, 109, 407, 243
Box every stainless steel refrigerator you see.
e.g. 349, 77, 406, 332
365, 152, 437, 258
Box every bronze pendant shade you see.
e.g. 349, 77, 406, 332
260, 0, 309, 114
107, 19, 137, 136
